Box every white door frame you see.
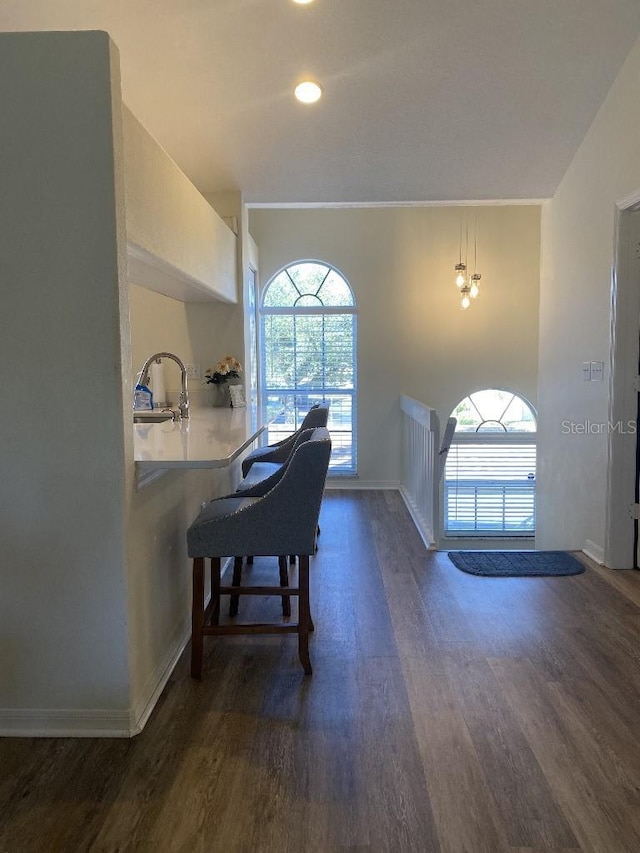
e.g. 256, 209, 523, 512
604, 190, 640, 569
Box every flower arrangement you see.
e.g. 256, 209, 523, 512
204, 355, 242, 385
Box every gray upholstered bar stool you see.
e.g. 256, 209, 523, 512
242, 401, 330, 572
187, 427, 332, 677
241, 401, 330, 476
230, 427, 315, 618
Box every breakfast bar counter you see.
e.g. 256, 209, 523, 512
134, 405, 268, 481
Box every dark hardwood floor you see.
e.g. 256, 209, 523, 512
2, 490, 640, 852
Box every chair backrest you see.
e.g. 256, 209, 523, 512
299, 401, 330, 431
235, 428, 316, 496
237, 427, 332, 556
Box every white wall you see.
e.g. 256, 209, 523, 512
0, 30, 253, 736
537, 34, 640, 556
123, 107, 237, 303
0, 32, 131, 732
205, 192, 258, 399
128, 285, 242, 405
249, 206, 541, 485
125, 214, 247, 733
128, 190, 249, 406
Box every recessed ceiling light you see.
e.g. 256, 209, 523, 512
292, 0, 314, 4
294, 81, 322, 104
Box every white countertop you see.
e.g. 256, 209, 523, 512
134, 405, 267, 473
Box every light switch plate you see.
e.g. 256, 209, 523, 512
590, 361, 604, 382
185, 364, 201, 380
582, 362, 592, 381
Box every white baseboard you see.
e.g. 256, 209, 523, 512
0, 559, 231, 738
399, 486, 436, 550
0, 707, 133, 738
0, 624, 192, 738
128, 614, 193, 737
583, 538, 605, 565
325, 479, 400, 490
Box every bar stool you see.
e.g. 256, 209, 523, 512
241, 401, 329, 476
187, 427, 332, 677
230, 427, 315, 618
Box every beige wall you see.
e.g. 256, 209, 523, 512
537, 33, 640, 554
249, 205, 541, 485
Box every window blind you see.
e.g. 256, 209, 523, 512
445, 436, 536, 536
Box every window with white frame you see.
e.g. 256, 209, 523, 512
445, 389, 537, 537
260, 261, 357, 473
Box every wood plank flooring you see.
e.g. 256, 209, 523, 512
2, 490, 640, 852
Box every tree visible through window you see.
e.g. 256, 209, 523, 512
260, 261, 357, 472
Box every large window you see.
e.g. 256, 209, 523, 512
445, 389, 536, 537
260, 261, 357, 472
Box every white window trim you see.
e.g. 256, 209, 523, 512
259, 261, 358, 474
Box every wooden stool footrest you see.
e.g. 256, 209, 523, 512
219, 584, 299, 597
203, 622, 301, 636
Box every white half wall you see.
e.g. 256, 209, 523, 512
537, 33, 640, 556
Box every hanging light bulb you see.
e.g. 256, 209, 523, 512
454, 212, 483, 310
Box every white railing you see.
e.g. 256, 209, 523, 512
400, 395, 441, 548
400, 395, 456, 548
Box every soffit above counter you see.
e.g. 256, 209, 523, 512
127, 241, 235, 304
123, 105, 237, 304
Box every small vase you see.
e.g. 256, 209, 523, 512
210, 383, 231, 407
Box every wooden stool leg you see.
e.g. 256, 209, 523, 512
191, 557, 205, 678
229, 556, 243, 617
298, 555, 312, 675
291, 554, 313, 629
211, 557, 221, 626
278, 555, 291, 617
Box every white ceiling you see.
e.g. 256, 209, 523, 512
2, 1, 640, 205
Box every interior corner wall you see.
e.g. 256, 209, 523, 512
537, 34, 640, 554
0, 31, 131, 730
249, 205, 540, 486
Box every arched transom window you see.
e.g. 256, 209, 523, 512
445, 389, 537, 537
260, 261, 357, 473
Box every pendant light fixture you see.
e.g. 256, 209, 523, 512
455, 212, 482, 310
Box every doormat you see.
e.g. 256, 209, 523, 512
447, 550, 585, 577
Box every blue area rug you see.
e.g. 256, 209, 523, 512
447, 550, 585, 577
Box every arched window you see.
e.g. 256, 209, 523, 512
260, 261, 357, 473
445, 389, 537, 537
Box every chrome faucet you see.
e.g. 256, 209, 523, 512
136, 352, 190, 419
